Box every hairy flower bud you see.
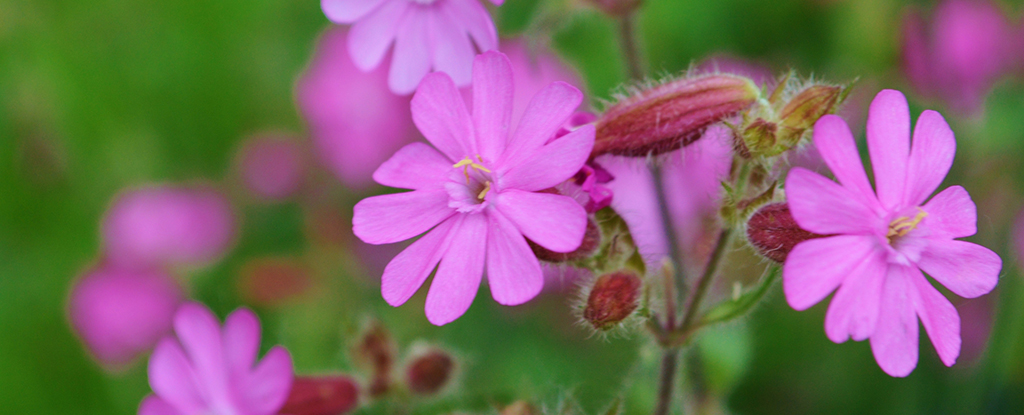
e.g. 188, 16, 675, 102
739, 80, 848, 157
593, 74, 760, 157
404, 348, 455, 395
350, 320, 396, 397
746, 203, 824, 262
530, 218, 601, 263
583, 271, 642, 330
279, 376, 360, 415
779, 85, 843, 131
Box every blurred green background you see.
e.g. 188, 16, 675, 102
3, 0, 1024, 414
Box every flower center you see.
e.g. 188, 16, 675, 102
453, 156, 493, 202
886, 207, 927, 244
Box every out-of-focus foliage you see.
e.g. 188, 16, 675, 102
2, 0, 1024, 414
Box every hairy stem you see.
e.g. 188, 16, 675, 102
680, 225, 735, 332
653, 348, 679, 415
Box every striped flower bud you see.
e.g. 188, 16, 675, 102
593, 74, 760, 157
746, 203, 823, 262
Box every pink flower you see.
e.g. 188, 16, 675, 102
352, 51, 594, 325
296, 27, 416, 190
139, 303, 293, 415
902, 0, 1015, 115
103, 186, 236, 269
783, 89, 1002, 377
321, 0, 502, 95
234, 133, 304, 201
68, 265, 184, 368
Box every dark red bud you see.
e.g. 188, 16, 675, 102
530, 218, 601, 263
593, 74, 759, 157
405, 349, 455, 395
279, 376, 360, 415
584, 271, 642, 330
350, 321, 396, 397
746, 203, 825, 262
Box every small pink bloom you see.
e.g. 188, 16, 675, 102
783, 89, 1002, 377
103, 185, 236, 269
296, 27, 416, 190
352, 51, 594, 325
902, 0, 1015, 115
234, 133, 304, 201
69, 265, 184, 367
139, 303, 293, 415
321, 0, 502, 95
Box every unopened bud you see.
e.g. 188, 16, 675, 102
530, 218, 601, 263
501, 401, 540, 415
593, 74, 760, 157
583, 271, 642, 330
741, 82, 847, 157
585, 0, 643, 17
746, 203, 823, 262
279, 376, 360, 415
405, 348, 455, 396
779, 85, 843, 131
351, 320, 396, 397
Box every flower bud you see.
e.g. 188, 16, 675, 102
779, 85, 843, 131
739, 82, 847, 157
279, 376, 360, 415
529, 218, 601, 263
583, 271, 643, 330
593, 74, 760, 157
746, 203, 823, 262
404, 348, 455, 396
350, 320, 396, 397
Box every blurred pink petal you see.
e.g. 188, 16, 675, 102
69, 266, 184, 367
296, 27, 416, 190
234, 133, 304, 201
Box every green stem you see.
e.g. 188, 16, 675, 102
679, 227, 735, 332
653, 349, 679, 415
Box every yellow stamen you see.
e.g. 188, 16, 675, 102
453, 156, 491, 183
477, 181, 492, 200
887, 207, 928, 242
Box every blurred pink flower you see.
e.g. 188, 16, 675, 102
599, 124, 734, 270
234, 133, 304, 201
103, 186, 236, 269
783, 90, 1002, 377
69, 265, 184, 367
296, 27, 417, 190
352, 51, 594, 325
902, 0, 1015, 115
139, 303, 293, 415
321, 0, 502, 95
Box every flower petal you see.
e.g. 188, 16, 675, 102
911, 269, 961, 367
348, 0, 408, 72
389, 11, 432, 95
501, 82, 583, 168
441, 0, 498, 52
783, 235, 878, 311
173, 303, 230, 397
813, 115, 880, 211
372, 142, 453, 190
222, 308, 260, 374
870, 265, 920, 377
823, 250, 887, 342
241, 346, 294, 414
471, 51, 514, 161
501, 125, 595, 192
917, 239, 1001, 299
904, 110, 956, 207
139, 395, 182, 415
866, 89, 911, 210
352, 189, 454, 245
495, 189, 587, 253
785, 167, 885, 235
920, 185, 977, 239
425, 214, 487, 325
381, 217, 459, 306
411, 72, 475, 160
148, 339, 205, 414
321, 0, 388, 23
428, 7, 475, 87
486, 211, 544, 305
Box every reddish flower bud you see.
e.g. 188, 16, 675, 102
593, 74, 760, 157
404, 348, 455, 396
350, 320, 396, 397
529, 218, 601, 263
583, 271, 642, 330
746, 203, 824, 262
279, 376, 360, 415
